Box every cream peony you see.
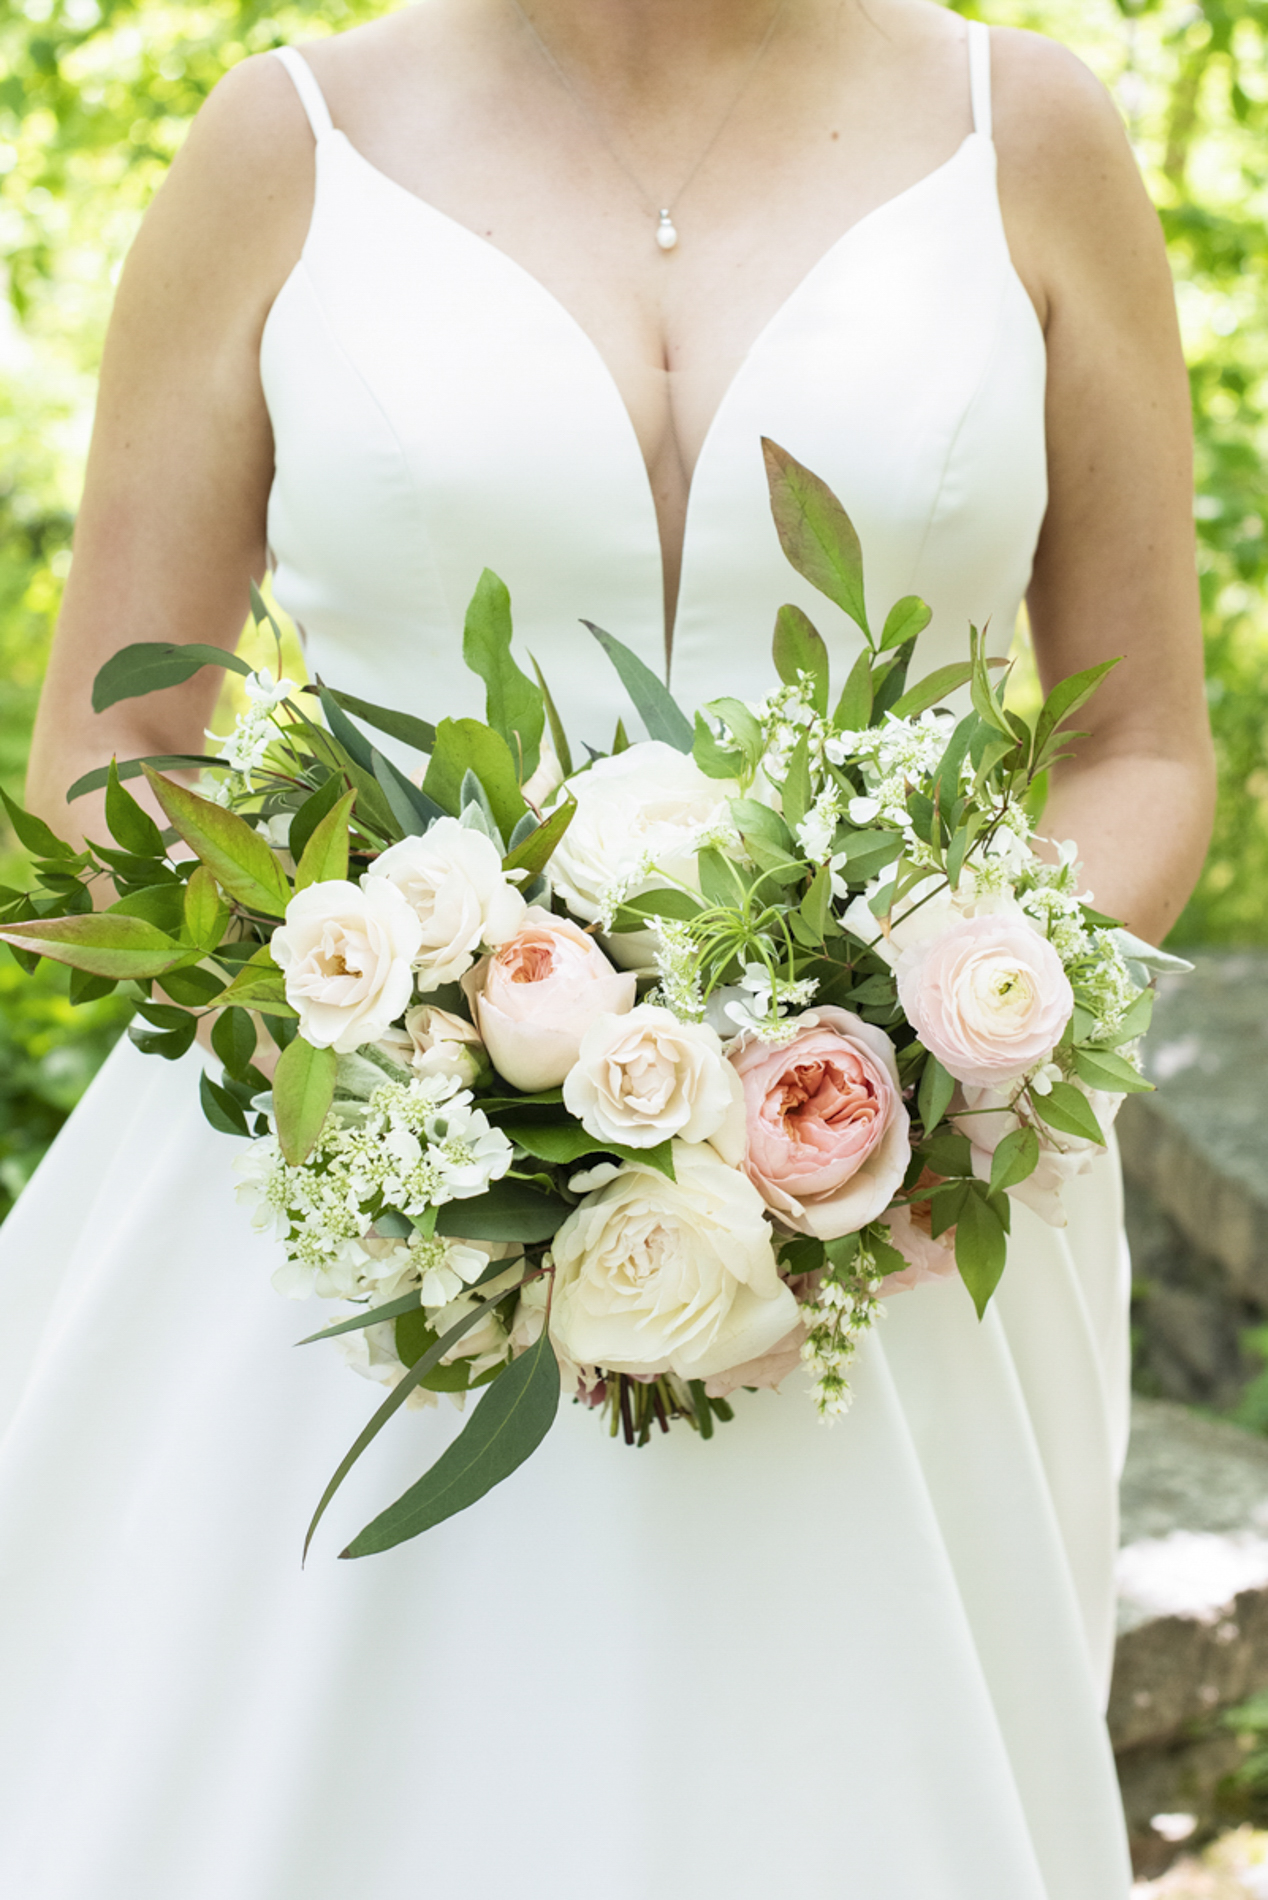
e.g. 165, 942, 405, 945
562, 1004, 746, 1158
462, 908, 636, 1091
546, 741, 738, 968
271, 877, 422, 1054
365, 818, 526, 989
953, 1082, 1119, 1227
549, 1141, 798, 1381
897, 913, 1074, 1089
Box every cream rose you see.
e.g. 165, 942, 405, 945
365, 818, 526, 989
953, 1082, 1119, 1227
546, 741, 738, 969
377, 1005, 488, 1088
461, 907, 636, 1091
270, 877, 422, 1054
562, 1004, 746, 1158
549, 1141, 798, 1381
897, 914, 1074, 1089
729, 1007, 911, 1240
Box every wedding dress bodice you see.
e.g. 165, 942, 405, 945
264, 27, 1045, 750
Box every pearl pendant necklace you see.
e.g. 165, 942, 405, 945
508, 0, 788, 254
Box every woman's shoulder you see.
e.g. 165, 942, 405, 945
987, 25, 1167, 329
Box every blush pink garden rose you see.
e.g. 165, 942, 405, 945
729, 1006, 910, 1240
270, 876, 423, 1054
461, 907, 636, 1091
896, 912, 1074, 1091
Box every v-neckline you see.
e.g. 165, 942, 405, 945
317, 126, 984, 661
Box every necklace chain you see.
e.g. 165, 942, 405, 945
506, 0, 788, 250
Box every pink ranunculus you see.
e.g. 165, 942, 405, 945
896, 913, 1074, 1090
461, 907, 636, 1092
874, 1196, 959, 1295
729, 1007, 910, 1240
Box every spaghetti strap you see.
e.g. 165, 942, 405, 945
273, 46, 334, 142
966, 20, 993, 141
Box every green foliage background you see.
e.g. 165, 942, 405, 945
0, 0, 1264, 1211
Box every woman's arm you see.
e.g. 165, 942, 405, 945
994, 30, 1215, 946
24, 54, 314, 849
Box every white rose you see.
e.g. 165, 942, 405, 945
377, 1005, 488, 1088
365, 818, 527, 988
562, 1004, 746, 1158
954, 1082, 1121, 1227
547, 741, 738, 969
271, 877, 422, 1054
549, 1141, 798, 1381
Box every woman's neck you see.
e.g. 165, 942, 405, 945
499, 0, 832, 92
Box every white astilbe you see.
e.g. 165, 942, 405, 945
205, 667, 299, 793
799, 1252, 885, 1420
650, 918, 706, 1022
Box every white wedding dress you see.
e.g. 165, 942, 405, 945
0, 24, 1134, 1897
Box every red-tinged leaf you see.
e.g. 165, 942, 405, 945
0, 911, 190, 979
141, 765, 291, 917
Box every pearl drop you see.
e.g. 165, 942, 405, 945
656, 211, 679, 252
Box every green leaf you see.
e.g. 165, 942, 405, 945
371, 747, 444, 837
697, 846, 742, 908
613, 886, 704, 928
435, 1181, 570, 1243
833, 649, 874, 729
141, 766, 292, 918
584, 622, 693, 752
780, 730, 814, 830
502, 797, 575, 880
68, 966, 118, 1004
0, 910, 190, 978
211, 1006, 259, 1080
968, 629, 1013, 737
200, 1070, 250, 1136
512, 1121, 676, 1180
159, 964, 226, 1006
705, 698, 765, 770
306, 687, 435, 758
91, 641, 250, 713
1033, 1081, 1107, 1145
423, 718, 527, 840
917, 1053, 955, 1133
878, 594, 932, 653
799, 864, 833, 939
920, 1127, 974, 1178
955, 1187, 1008, 1318
272, 1035, 337, 1166
1103, 988, 1155, 1047
989, 1125, 1041, 1194
0, 787, 78, 861
104, 759, 164, 857
693, 712, 746, 781
183, 863, 230, 952
871, 638, 919, 721
1032, 658, 1121, 765
462, 568, 544, 781
1072, 1047, 1154, 1095
66, 754, 228, 803
129, 1017, 199, 1060
302, 1278, 529, 1557
288, 774, 347, 866
528, 653, 575, 781
294, 788, 356, 891
892, 658, 1004, 721
772, 602, 830, 713
212, 961, 296, 1017
342, 1328, 559, 1557
761, 438, 869, 634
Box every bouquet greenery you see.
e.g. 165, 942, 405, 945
0, 441, 1167, 1559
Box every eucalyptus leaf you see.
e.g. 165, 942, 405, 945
91, 640, 251, 713
303, 685, 436, 758
584, 621, 693, 752
528, 653, 574, 781
501, 797, 575, 879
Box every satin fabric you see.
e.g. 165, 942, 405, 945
0, 22, 1133, 1895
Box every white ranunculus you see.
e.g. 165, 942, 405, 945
547, 741, 738, 969
549, 1141, 798, 1381
365, 818, 526, 989
562, 1004, 745, 1157
271, 877, 422, 1054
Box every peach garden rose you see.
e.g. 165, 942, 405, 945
461, 907, 636, 1091
729, 1006, 910, 1240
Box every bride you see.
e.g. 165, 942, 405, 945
1, 1, 1213, 1894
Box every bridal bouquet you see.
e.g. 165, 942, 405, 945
0, 442, 1169, 1558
